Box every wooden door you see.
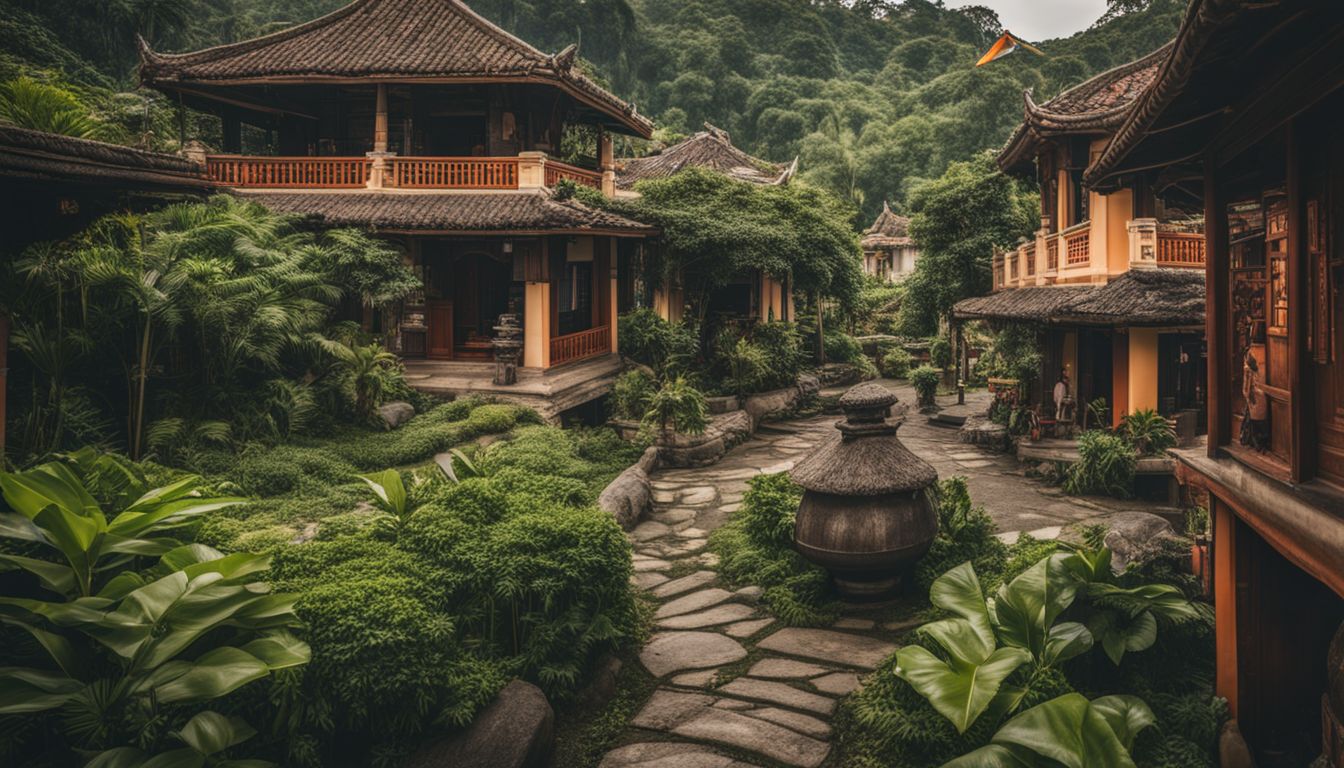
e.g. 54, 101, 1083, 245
428, 301, 453, 358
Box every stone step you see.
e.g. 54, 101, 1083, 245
632, 690, 830, 768
655, 603, 757, 630
640, 632, 747, 677
651, 570, 718, 599
755, 628, 897, 670
718, 678, 836, 716
655, 589, 733, 619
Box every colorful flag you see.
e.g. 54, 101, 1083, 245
976, 31, 1045, 66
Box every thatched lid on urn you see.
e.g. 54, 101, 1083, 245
789, 382, 938, 496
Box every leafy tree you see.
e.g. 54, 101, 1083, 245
0, 75, 106, 138
898, 153, 1036, 335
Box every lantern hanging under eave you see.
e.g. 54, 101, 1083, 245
790, 382, 939, 600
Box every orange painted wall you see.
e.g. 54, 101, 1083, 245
1112, 332, 1129, 429
523, 281, 550, 368
1127, 328, 1159, 415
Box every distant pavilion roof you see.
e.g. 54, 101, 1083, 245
953, 268, 1204, 327
860, 201, 912, 250
614, 124, 794, 189
0, 125, 212, 191
236, 189, 655, 235
997, 42, 1172, 174
138, 0, 652, 137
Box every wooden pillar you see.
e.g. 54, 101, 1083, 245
1213, 496, 1240, 718
1205, 157, 1230, 457
374, 84, 389, 154
1286, 120, 1313, 481
599, 127, 615, 197
1111, 331, 1129, 429
524, 239, 551, 369
608, 239, 619, 354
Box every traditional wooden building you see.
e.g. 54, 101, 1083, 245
613, 123, 796, 325
1086, 1, 1344, 764
955, 46, 1208, 430
860, 202, 919, 282
138, 0, 656, 411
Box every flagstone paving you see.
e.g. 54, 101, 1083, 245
602, 380, 1158, 767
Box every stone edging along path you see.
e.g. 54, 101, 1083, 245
599, 416, 903, 768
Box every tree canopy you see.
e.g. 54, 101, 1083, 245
898, 153, 1037, 335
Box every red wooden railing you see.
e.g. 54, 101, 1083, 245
391, 157, 519, 189
545, 160, 602, 189
206, 156, 371, 188
1156, 231, 1206, 268
1046, 235, 1059, 271
1064, 226, 1091, 266
550, 325, 610, 366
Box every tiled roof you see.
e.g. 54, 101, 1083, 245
615, 124, 791, 189
860, 201, 912, 249
237, 189, 655, 234
953, 268, 1204, 326
0, 124, 212, 190
138, 0, 651, 137
997, 42, 1173, 172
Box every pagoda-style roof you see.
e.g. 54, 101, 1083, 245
953, 268, 1204, 327
138, 0, 652, 137
997, 43, 1172, 174
0, 125, 212, 192
860, 201, 912, 250
235, 189, 654, 236
615, 124, 794, 189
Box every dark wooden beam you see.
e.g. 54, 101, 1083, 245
1205, 152, 1230, 457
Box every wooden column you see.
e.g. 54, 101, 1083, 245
1286, 120, 1314, 481
524, 240, 551, 369
1213, 496, 1240, 718
374, 84, 389, 153
609, 239, 620, 355
1205, 157, 1230, 457
599, 127, 615, 196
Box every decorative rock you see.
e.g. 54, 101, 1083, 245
405, 680, 553, 768
577, 655, 623, 709
810, 672, 861, 696
598, 455, 654, 530
748, 659, 830, 680
377, 401, 415, 430
1098, 512, 1182, 572
640, 632, 746, 677
656, 603, 756, 630
651, 571, 718, 599
632, 691, 830, 768
724, 618, 775, 638
756, 628, 896, 670
733, 585, 764, 604
655, 588, 733, 619
652, 508, 696, 526
719, 678, 836, 715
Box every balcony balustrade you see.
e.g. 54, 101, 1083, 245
203, 152, 602, 192
1063, 223, 1091, 266
1156, 230, 1206, 267
550, 325, 610, 366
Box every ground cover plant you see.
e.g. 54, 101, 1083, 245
837, 534, 1220, 768
2, 398, 648, 768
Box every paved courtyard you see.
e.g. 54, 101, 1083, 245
601, 378, 1158, 767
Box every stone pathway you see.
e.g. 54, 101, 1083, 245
602, 379, 1157, 767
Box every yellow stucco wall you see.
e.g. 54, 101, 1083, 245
1127, 328, 1159, 415
523, 281, 550, 368
1106, 189, 1133, 275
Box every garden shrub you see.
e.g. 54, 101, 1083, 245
910, 365, 940, 406
750, 321, 806, 390
1064, 430, 1137, 498
824, 328, 865, 364
1122, 408, 1177, 456
611, 368, 656, 420
618, 308, 698, 376
913, 476, 1007, 593
879, 347, 912, 378
710, 473, 837, 626
929, 337, 952, 369
714, 332, 769, 396
642, 376, 709, 436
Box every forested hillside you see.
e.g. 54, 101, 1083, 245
0, 0, 1184, 222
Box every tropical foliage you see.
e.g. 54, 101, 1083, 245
910, 365, 940, 407
1121, 409, 1176, 457
1064, 431, 1139, 498
642, 376, 709, 436
2, 196, 418, 465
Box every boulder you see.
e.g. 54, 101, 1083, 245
1100, 512, 1181, 572
377, 401, 415, 430
796, 374, 821, 400
598, 463, 653, 530
577, 654, 623, 710
406, 680, 554, 768
743, 387, 800, 425
704, 394, 742, 415
658, 411, 753, 468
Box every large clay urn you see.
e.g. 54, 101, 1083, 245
790, 382, 939, 600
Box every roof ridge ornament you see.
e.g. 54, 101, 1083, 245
552, 44, 578, 71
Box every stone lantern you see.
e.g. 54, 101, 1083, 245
790, 382, 939, 599
492, 308, 523, 386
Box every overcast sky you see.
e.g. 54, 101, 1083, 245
951, 0, 1110, 42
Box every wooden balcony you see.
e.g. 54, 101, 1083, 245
1156, 230, 1206, 268
551, 325, 610, 366
206, 156, 371, 188
391, 157, 518, 189
204, 153, 601, 191
1063, 223, 1091, 267
1046, 235, 1059, 272
544, 160, 602, 189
